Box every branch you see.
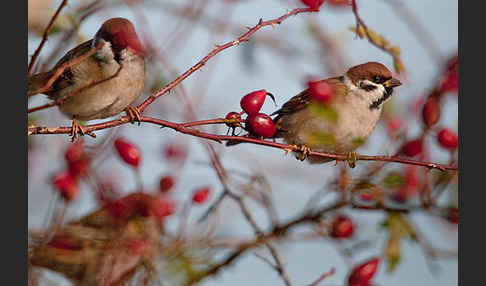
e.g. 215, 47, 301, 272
136, 7, 316, 113
184, 198, 446, 285
350, 0, 406, 75
28, 0, 68, 76
28, 116, 458, 171
308, 268, 335, 286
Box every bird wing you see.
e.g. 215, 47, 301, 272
28, 40, 95, 96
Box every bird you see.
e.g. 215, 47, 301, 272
28, 17, 146, 139
271, 62, 402, 165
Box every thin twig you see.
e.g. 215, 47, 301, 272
28, 116, 458, 171
308, 268, 335, 286
28, 0, 68, 76
136, 7, 316, 113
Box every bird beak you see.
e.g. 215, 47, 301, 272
383, 78, 402, 88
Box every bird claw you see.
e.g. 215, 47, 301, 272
71, 119, 85, 142
346, 151, 358, 168
286, 144, 311, 161
125, 106, 142, 125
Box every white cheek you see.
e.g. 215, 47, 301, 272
344, 77, 385, 107
94, 41, 115, 62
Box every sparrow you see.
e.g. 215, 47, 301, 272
272, 62, 402, 165
28, 17, 146, 139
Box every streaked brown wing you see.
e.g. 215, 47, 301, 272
45, 40, 95, 94
52, 39, 94, 69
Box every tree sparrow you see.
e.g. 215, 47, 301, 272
272, 62, 402, 164
28, 17, 145, 138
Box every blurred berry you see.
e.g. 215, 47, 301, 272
422, 98, 440, 128
437, 129, 458, 150
331, 215, 355, 238
193, 187, 211, 204
114, 138, 141, 168
53, 171, 78, 201
159, 175, 175, 193
309, 80, 333, 104
348, 257, 380, 286
401, 139, 423, 157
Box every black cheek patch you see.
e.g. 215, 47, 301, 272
369, 87, 394, 110
361, 84, 377, 91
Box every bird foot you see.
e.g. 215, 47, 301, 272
71, 119, 88, 142
125, 106, 141, 125
346, 151, 358, 168
284, 144, 311, 161
70, 120, 96, 141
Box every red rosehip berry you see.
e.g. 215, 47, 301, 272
441, 71, 458, 94
446, 207, 458, 224
331, 215, 355, 238
440, 55, 458, 94
401, 139, 423, 157
240, 89, 275, 115
225, 112, 242, 128
246, 113, 277, 138
114, 138, 141, 168
308, 80, 333, 104
163, 143, 188, 163
68, 159, 88, 178
422, 98, 440, 128
301, 0, 324, 10
437, 128, 458, 150
53, 171, 78, 201
159, 175, 175, 193
192, 187, 211, 204
348, 257, 380, 286
327, 0, 350, 7
359, 192, 375, 201
151, 197, 176, 219
64, 140, 84, 164
386, 116, 404, 135
126, 239, 147, 256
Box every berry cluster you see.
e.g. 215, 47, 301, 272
52, 140, 90, 201
225, 89, 277, 138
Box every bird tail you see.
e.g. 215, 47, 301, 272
28, 72, 51, 96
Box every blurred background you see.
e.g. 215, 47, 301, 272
28, 0, 458, 285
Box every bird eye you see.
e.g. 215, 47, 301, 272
372, 76, 382, 83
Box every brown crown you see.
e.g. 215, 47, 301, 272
95, 18, 144, 55
346, 62, 392, 85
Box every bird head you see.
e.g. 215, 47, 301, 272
346, 62, 402, 109
93, 18, 144, 59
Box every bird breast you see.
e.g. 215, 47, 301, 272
56, 47, 145, 121
281, 92, 383, 154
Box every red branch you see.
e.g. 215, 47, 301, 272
28, 116, 458, 171
136, 7, 315, 113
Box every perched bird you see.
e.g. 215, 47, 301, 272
272, 62, 402, 164
28, 17, 146, 139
